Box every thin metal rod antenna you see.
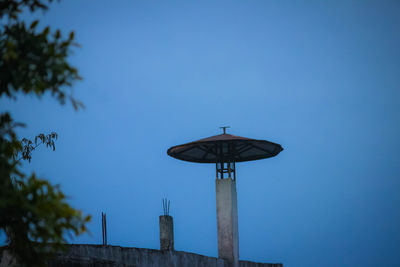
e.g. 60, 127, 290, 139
101, 212, 104, 245
105, 213, 107, 245
162, 198, 171, 216
219, 126, 230, 134
101, 212, 107, 246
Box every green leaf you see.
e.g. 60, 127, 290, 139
30, 20, 39, 29
43, 26, 50, 35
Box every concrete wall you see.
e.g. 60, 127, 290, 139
1, 245, 283, 267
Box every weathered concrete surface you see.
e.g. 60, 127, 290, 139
216, 178, 239, 267
240, 261, 283, 267
0, 244, 283, 267
159, 215, 174, 251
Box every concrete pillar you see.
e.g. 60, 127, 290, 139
159, 215, 174, 251
216, 177, 239, 267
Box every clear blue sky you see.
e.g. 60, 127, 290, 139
2, 1, 400, 266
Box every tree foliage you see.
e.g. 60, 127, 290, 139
0, 0, 83, 109
0, 1, 90, 266
16, 132, 58, 163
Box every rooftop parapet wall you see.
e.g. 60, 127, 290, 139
1, 244, 283, 267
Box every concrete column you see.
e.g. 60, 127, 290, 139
159, 215, 174, 251
216, 177, 239, 267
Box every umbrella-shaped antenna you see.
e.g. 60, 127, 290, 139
167, 128, 283, 179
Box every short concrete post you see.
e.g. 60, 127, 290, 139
159, 215, 174, 251
216, 177, 239, 267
